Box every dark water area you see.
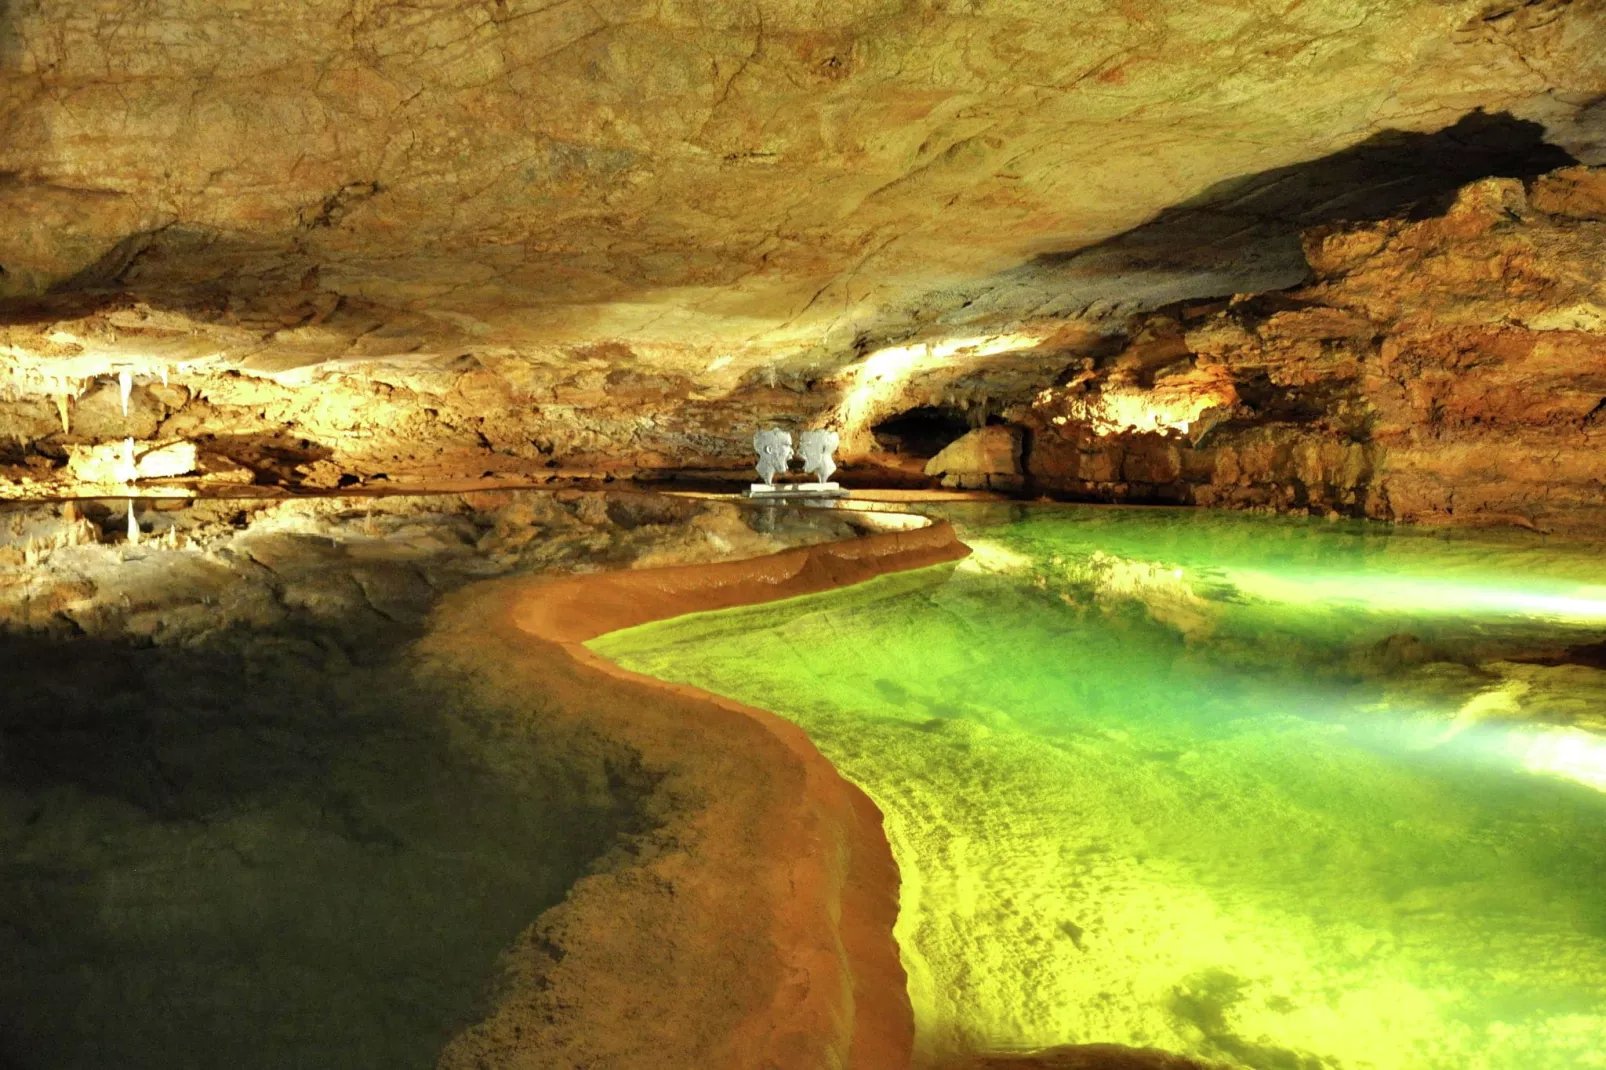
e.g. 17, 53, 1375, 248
0, 491, 793, 1069
0, 632, 637, 1070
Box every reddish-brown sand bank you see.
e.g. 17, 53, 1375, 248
423, 517, 968, 1068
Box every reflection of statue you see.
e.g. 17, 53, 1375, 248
798, 429, 839, 484
753, 428, 793, 485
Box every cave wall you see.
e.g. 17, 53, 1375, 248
0, 1, 1604, 528
0, 351, 822, 490
2, 165, 1602, 536
1016, 169, 1606, 532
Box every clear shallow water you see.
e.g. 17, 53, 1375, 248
591, 504, 1606, 1070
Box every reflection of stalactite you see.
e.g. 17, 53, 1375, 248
125, 500, 140, 546
63, 501, 86, 547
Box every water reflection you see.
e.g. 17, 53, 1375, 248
0, 489, 863, 1069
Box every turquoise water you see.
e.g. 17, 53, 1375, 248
591, 505, 1606, 1069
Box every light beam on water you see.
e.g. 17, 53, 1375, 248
591, 505, 1606, 1069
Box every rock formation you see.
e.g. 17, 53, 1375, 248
925, 424, 1024, 490
0, 1, 1602, 530
1019, 168, 1606, 531
5, 8, 1605, 1066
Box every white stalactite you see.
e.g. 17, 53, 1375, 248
119, 370, 133, 416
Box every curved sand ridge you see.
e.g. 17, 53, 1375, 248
422, 512, 969, 1068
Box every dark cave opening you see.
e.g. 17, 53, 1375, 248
954, 108, 1588, 321
872, 406, 978, 458
1039, 109, 1580, 273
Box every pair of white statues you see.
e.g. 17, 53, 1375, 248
753, 427, 839, 486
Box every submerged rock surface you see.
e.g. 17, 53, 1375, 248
594, 502, 1606, 1070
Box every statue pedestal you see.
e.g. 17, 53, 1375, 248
744, 482, 847, 499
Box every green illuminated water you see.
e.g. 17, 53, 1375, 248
590, 505, 1606, 1070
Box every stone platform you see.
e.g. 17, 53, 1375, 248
744, 483, 848, 500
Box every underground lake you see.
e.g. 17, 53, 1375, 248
4, 3, 1606, 1062
590, 502, 1606, 1070
0, 490, 872, 1069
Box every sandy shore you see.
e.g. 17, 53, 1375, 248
422, 515, 969, 1068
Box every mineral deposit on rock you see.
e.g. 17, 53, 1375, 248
0, 1, 1602, 523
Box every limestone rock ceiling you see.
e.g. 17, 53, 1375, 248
0, 0, 1603, 376
0, 0, 1603, 516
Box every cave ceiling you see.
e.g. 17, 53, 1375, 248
1, 0, 1603, 388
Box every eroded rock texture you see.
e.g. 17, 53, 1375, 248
0, 1, 1603, 525
1020, 169, 1606, 531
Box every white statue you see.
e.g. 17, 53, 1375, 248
753, 428, 793, 486
797, 429, 840, 484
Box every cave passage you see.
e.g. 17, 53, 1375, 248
592, 503, 1606, 1070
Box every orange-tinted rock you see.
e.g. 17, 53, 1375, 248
1531, 166, 1606, 220
925, 425, 1024, 490
1021, 169, 1606, 532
